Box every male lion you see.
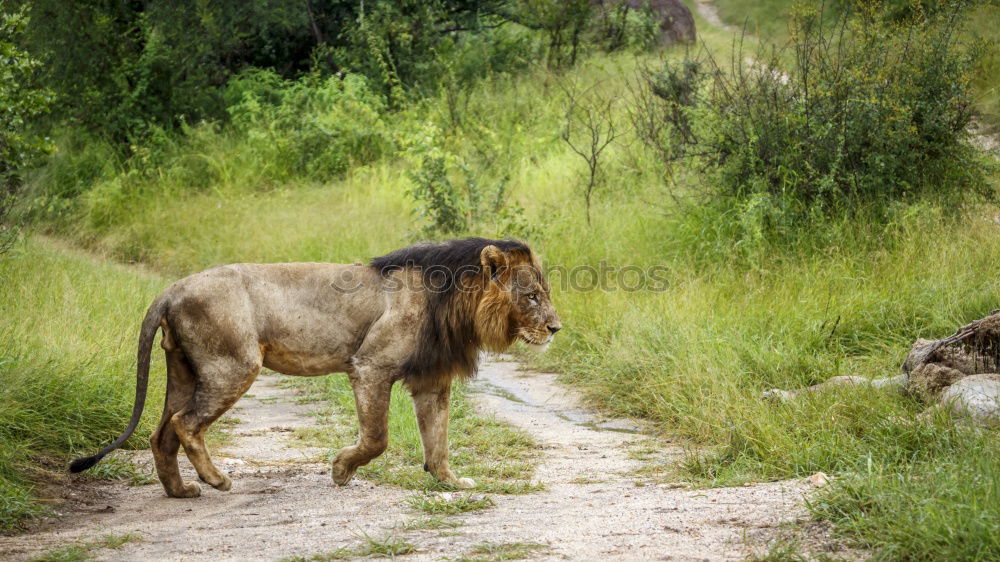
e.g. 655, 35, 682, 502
70, 238, 561, 498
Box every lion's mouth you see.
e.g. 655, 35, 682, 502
518, 332, 553, 347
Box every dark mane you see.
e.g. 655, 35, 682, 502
370, 238, 531, 382
370, 237, 529, 276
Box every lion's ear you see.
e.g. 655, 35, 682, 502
480, 245, 508, 280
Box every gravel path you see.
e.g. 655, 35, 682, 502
0, 358, 814, 560
694, 0, 737, 33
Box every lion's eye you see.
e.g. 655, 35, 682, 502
528, 294, 538, 304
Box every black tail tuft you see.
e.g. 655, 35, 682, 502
69, 455, 101, 473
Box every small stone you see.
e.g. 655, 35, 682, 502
806, 472, 830, 487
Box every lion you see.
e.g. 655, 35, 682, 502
70, 238, 561, 498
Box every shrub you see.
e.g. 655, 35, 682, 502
634, 2, 992, 230
518, 0, 593, 67
404, 123, 535, 239
227, 70, 395, 182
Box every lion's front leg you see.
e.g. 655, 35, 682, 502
332, 371, 391, 486
411, 379, 475, 489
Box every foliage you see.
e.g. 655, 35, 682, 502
636, 1, 990, 232
711, 0, 1000, 125
516, 0, 593, 67
404, 123, 536, 238
592, 0, 661, 52
227, 70, 394, 181
20, 0, 318, 142
0, 6, 51, 254
15, 0, 570, 142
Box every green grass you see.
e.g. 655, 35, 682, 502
398, 515, 462, 531
456, 541, 550, 562
87, 454, 156, 486
29, 532, 142, 562
406, 492, 495, 515
810, 422, 1000, 560
284, 532, 416, 561
0, 239, 167, 530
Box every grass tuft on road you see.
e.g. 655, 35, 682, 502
406, 493, 495, 515
29, 532, 142, 562
283, 532, 416, 561
457, 541, 550, 562
290, 377, 539, 494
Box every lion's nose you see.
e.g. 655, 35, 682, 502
547, 324, 561, 334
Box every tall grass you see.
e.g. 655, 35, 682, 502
0, 239, 166, 530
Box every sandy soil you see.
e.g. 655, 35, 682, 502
0, 356, 823, 561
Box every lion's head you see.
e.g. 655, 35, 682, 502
371, 238, 561, 383
476, 244, 561, 352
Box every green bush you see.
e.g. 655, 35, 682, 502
404, 123, 535, 238
592, 0, 661, 52
636, 2, 991, 230
228, 70, 394, 181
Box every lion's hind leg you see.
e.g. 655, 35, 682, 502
171, 353, 261, 492
152, 332, 202, 498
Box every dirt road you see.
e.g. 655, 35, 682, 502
0, 356, 814, 561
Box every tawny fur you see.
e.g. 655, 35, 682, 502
70, 239, 561, 498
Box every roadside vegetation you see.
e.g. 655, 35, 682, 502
0, 239, 166, 530
2, 0, 998, 559
711, 0, 1000, 126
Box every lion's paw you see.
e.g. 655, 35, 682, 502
212, 474, 232, 492
170, 481, 202, 498
455, 477, 476, 489
331, 465, 354, 486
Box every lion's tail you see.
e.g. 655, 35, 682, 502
69, 294, 168, 473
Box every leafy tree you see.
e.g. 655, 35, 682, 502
16, 0, 531, 142
515, 0, 592, 66
0, 5, 51, 254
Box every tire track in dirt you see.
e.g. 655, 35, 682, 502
436, 356, 812, 560
0, 358, 815, 561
